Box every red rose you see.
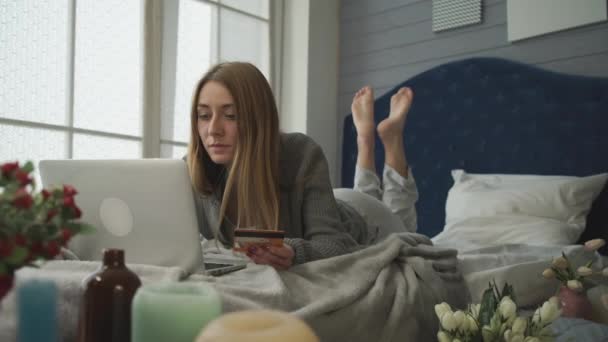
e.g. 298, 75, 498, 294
13, 189, 33, 209
14, 234, 27, 246
30, 241, 44, 255
46, 209, 58, 222
24, 251, 37, 264
1, 162, 19, 176
60, 229, 73, 244
0, 239, 14, 258
63, 185, 78, 197
41, 189, 51, 200
15, 170, 32, 186
63, 195, 75, 207
72, 205, 82, 219
45, 241, 60, 258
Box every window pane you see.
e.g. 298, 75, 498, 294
161, 0, 214, 144
73, 0, 143, 137
73, 134, 141, 159
221, 0, 269, 19
160, 143, 188, 159
0, 0, 69, 125
0, 124, 66, 186
220, 9, 269, 78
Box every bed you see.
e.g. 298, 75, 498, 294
1, 58, 608, 342
341, 57, 608, 245
341, 57, 608, 339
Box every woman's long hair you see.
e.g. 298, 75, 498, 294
187, 62, 280, 240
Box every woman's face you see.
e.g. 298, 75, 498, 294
197, 81, 238, 166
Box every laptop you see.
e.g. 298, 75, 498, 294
39, 159, 245, 276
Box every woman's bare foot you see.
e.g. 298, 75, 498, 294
352, 86, 376, 172
377, 87, 413, 178
377, 87, 413, 143
351, 86, 375, 141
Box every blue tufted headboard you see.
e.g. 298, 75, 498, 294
341, 57, 608, 251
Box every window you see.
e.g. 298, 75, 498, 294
160, 0, 271, 158
0, 0, 274, 172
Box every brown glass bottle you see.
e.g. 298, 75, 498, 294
78, 249, 142, 342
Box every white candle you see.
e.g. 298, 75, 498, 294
196, 310, 319, 342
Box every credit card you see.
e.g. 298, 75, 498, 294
233, 229, 285, 252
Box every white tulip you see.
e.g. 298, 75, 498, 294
499, 322, 510, 338
453, 339, 462, 342
548, 296, 559, 307
469, 303, 481, 319
511, 317, 527, 334
499, 296, 517, 320
532, 306, 542, 325
602, 267, 608, 277
552, 256, 568, 269
601, 294, 608, 310
542, 268, 555, 279
510, 335, 525, 342
441, 312, 459, 331
453, 310, 466, 330
524, 337, 540, 342
435, 302, 452, 319
584, 238, 606, 252
437, 331, 451, 342
467, 315, 478, 333
539, 326, 553, 336
577, 266, 593, 277
567, 279, 583, 291
540, 300, 560, 323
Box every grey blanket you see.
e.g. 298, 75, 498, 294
0, 233, 468, 342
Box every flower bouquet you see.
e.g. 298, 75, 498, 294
435, 281, 561, 342
0, 161, 94, 300
542, 238, 608, 319
542, 239, 607, 291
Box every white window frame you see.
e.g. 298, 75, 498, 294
0, 0, 281, 160
145, 0, 281, 157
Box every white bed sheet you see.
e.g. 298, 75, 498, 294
432, 236, 608, 308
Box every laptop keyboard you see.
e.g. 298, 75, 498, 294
204, 262, 234, 270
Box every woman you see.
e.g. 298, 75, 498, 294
187, 62, 418, 270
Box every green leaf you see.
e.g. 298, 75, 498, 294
481, 326, 497, 342
21, 161, 34, 173
501, 282, 516, 304
479, 284, 498, 327
0, 263, 7, 275
5, 246, 28, 265
75, 223, 96, 234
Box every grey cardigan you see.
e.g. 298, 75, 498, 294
192, 132, 360, 264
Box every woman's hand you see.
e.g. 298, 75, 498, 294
246, 244, 294, 270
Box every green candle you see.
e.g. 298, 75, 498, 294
131, 282, 222, 342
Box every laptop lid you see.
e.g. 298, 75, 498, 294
39, 159, 204, 275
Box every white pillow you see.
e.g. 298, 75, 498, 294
443, 170, 608, 245
433, 216, 582, 249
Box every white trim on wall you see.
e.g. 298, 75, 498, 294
507, 0, 608, 42
279, 0, 341, 185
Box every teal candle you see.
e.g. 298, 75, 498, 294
132, 282, 222, 342
17, 280, 58, 342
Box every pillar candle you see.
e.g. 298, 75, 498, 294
17, 280, 58, 342
131, 282, 222, 342
196, 310, 319, 342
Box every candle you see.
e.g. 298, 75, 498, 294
17, 280, 58, 342
196, 310, 319, 342
132, 282, 222, 342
